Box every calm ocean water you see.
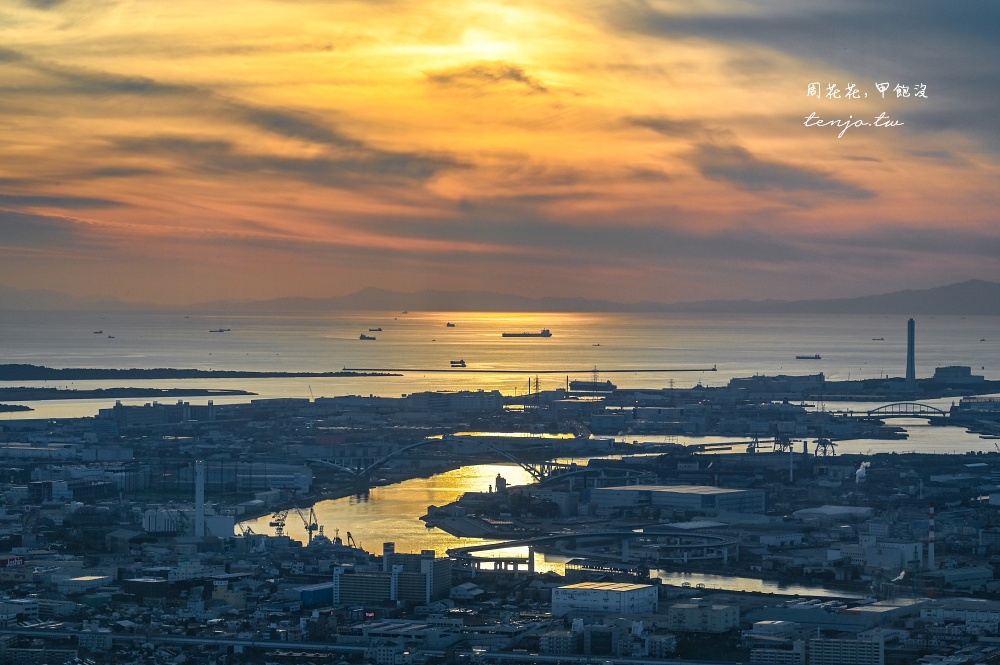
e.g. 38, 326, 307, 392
1, 310, 997, 421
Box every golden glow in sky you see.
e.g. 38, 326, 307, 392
1, 0, 998, 305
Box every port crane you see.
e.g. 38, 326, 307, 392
294, 507, 319, 544
326, 528, 360, 549
269, 509, 289, 537
772, 434, 795, 453
814, 437, 837, 456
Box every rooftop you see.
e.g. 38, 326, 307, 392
559, 582, 654, 592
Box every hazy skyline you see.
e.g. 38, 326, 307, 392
2, 0, 999, 306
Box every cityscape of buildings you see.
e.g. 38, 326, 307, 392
0, 321, 999, 664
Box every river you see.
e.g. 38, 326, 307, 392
240, 462, 867, 598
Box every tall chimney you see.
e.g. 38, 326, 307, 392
195, 460, 205, 538
927, 503, 935, 571
906, 318, 916, 383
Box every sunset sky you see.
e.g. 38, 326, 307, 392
2, 0, 999, 306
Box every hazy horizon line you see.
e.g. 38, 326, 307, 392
0, 279, 997, 315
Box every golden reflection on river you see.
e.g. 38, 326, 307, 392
241, 463, 873, 593
241, 464, 573, 570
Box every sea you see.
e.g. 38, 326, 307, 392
2, 309, 996, 410
3, 309, 998, 589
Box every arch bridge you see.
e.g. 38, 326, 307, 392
308, 436, 450, 483
489, 448, 651, 486
867, 402, 946, 418
486, 446, 579, 482
309, 436, 587, 485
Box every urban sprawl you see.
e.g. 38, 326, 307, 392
2, 322, 1000, 664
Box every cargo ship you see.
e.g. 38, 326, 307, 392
502, 329, 552, 338
569, 379, 617, 392
795, 354, 821, 360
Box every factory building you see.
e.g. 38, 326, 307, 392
551, 582, 658, 617
590, 484, 766, 515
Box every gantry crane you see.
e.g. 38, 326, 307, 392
814, 437, 837, 456
294, 507, 319, 544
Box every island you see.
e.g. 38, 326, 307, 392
0, 387, 256, 402
0, 364, 401, 381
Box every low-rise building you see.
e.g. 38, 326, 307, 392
56, 575, 111, 595
539, 629, 582, 655
666, 600, 739, 633
590, 484, 766, 514
924, 565, 994, 592
551, 582, 658, 617
808, 637, 883, 665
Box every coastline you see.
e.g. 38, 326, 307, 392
0, 364, 401, 381
0, 387, 255, 401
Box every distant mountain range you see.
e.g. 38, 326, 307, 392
658, 280, 1000, 315
0, 286, 135, 312
1, 280, 998, 315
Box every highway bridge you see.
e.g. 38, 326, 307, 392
447, 527, 739, 574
